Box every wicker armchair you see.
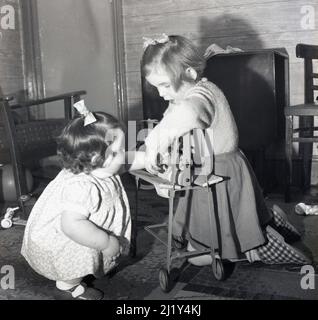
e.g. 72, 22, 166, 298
0, 90, 86, 218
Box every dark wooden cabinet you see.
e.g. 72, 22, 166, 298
203, 49, 289, 150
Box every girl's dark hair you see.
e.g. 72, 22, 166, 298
141, 35, 206, 90
57, 112, 123, 174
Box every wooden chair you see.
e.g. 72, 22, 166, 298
285, 44, 318, 202
0, 90, 86, 218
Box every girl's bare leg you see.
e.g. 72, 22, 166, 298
56, 278, 82, 291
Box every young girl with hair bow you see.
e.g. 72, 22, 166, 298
141, 34, 311, 267
21, 101, 144, 300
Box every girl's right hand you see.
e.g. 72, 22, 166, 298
145, 148, 160, 174
102, 234, 121, 258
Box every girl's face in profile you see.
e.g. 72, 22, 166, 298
146, 67, 191, 103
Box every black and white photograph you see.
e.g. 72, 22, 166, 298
0, 0, 317, 307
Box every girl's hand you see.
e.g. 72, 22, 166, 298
145, 148, 160, 174
124, 151, 146, 171
102, 234, 121, 258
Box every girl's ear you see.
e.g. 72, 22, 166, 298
185, 67, 198, 81
91, 153, 102, 166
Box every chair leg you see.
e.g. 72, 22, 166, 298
301, 144, 313, 194
12, 162, 30, 219
285, 116, 293, 202
299, 115, 314, 193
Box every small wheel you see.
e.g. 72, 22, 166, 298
212, 258, 225, 281
20, 195, 31, 202
1, 218, 13, 229
159, 268, 171, 293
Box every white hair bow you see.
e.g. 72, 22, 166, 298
73, 100, 97, 126
143, 33, 169, 50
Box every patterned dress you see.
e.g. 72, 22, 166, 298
21, 169, 131, 281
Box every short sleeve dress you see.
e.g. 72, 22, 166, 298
21, 169, 131, 281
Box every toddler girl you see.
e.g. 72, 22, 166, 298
21, 102, 131, 300
141, 34, 311, 266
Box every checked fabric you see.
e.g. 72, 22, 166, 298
257, 226, 311, 265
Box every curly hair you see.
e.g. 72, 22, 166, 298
57, 112, 123, 174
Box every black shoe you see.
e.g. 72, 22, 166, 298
271, 205, 301, 243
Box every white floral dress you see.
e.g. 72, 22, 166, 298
21, 169, 131, 281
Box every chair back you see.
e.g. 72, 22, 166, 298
296, 44, 318, 104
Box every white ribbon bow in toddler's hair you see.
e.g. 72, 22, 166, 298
143, 33, 169, 50
73, 100, 97, 126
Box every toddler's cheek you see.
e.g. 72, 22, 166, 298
103, 154, 114, 168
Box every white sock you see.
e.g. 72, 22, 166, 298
245, 249, 261, 263
56, 279, 82, 291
